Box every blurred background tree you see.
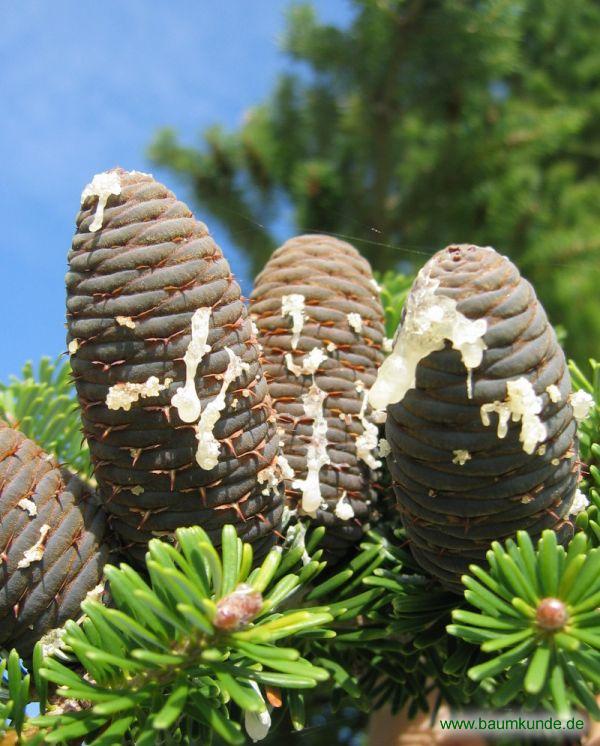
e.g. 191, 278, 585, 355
149, 0, 600, 363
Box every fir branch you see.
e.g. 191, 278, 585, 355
306, 527, 479, 718
0, 648, 46, 744
448, 530, 600, 719
0, 524, 345, 745
0, 356, 91, 478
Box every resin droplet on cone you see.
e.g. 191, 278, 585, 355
66, 169, 283, 564
251, 235, 386, 558
373, 244, 578, 591
0, 422, 109, 657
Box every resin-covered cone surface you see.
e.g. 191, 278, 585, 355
250, 235, 386, 556
0, 421, 109, 657
66, 169, 283, 564
371, 244, 579, 592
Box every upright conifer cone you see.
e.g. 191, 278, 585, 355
66, 169, 283, 564
251, 235, 386, 556
0, 421, 109, 657
369, 244, 580, 591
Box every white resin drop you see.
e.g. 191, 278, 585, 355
194, 348, 250, 470
570, 488, 589, 515
171, 307, 212, 423
81, 171, 122, 232
85, 583, 106, 604
281, 294, 306, 349
17, 498, 37, 517
371, 408, 387, 424
116, 315, 136, 329
368, 269, 487, 410
480, 377, 547, 455
38, 627, 67, 658
18, 524, 51, 568
291, 384, 330, 515
285, 347, 327, 377
334, 492, 355, 521
356, 391, 381, 470
452, 449, 471, 466
377, 438, 392, 458
569, 390, 594, 422
106, 376, 172, 412
347, 312, 363, 334
277, 453, 295, 480
257, 453, 294, 496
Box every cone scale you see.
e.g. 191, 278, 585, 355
66, 169, 283, 564
0, 421, 109, 656
251, 235, 386, 557
372, 244, 578, 591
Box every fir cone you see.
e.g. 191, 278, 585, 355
250, 235, 386, 557
369, 244, 579, 592
66, 169, 283, 565
0, 421, 109, 657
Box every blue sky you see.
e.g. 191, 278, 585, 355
0, 0, 350, 380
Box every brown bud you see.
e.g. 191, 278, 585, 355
536, 597, 568, 630
214, 584, 263, 631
